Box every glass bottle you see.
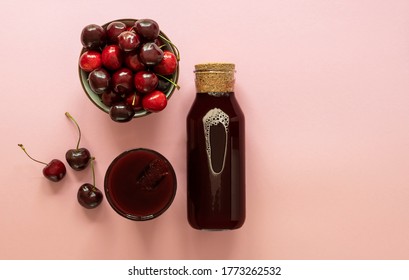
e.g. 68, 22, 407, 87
187, 63, 245, 230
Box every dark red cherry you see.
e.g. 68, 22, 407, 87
134, 71, 158, 94
101, 91, 122, 107
118, 31, 140, 52
66, 148, 91, 171
109, 102, 135, 122
125, 92, 143, 111
88, 68, 111, 95
77, 157, 103, 209
65, 112, 91, 171
112, 68, 134, 94
78, 183, 103, 209
42, 159, 67, 182
134, 19, 160, 41
81, 24, 106, 50
18, 144, 66, 182
124, 51, 145, 72
139, 42, 163, 66
106, 21, 127, 43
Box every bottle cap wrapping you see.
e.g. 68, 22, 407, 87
194, 63, 235, 93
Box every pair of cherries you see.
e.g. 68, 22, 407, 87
18, 112, 103, 209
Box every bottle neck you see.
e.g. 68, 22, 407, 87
196, 92, 233, 97
195, 70, 235, 93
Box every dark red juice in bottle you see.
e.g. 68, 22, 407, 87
187, 63, 245, 230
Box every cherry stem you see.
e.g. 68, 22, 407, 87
65, 112, 82, 150
158, 34, 180, 61
132, 92, 137, 106
17, 144, 47, 166
157, 74, 180, 90
90, 157, 96, 187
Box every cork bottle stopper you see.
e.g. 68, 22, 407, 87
194, 63, 235, 93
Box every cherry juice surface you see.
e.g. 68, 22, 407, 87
105, 149, 176, 220
187, 92, 245, 230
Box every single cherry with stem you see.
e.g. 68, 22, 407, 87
65, 112, 91, 171
77, 157, 103, 209
18, 144, 66, 182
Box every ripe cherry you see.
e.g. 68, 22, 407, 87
142, 90, 167, 112
106, 21, 127, 43
81, 24, 106, 50
112, 68, 134, 94
18, 144, 66, 182
77, 157, 103, 209
134, 19, 160, 41
134, 71, 158, 94
125, 92, 143, 111
101, 91, 122, 107
88, 68, 111, 95
118, 31, 140, 52
65, 112, 91, 171
79, 50, 102, 72
101, 45, 123, 71
139, 42, 163, 66
109, 102, 135, 122
124, 51, 145, 72
153, 50, 178, 75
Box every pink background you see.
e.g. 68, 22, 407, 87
1, 0, 409, 259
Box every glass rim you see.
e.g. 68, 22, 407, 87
104, 148, 177, 221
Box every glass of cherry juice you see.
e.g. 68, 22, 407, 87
104, 148, 177, 221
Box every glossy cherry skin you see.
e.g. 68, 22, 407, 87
139, 42, 163, 66
65, 148, 91, 171
142, 90, 167, 112
79, 50, 102, 72
43, 159, 67, 182
101, 45, 123, 71
112, 68, 134, 94
77, 183, 103, 209
88, 68, 111, 95
125, 93, 143, 111
81, 24, 106, 49
153, 51, 178, 75
118, 31, 140, 52
134, 71, 158, 94
134, 19, 160, 41
109, 102, 135, 122
106, 21, 127, 43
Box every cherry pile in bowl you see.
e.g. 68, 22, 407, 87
79, 18, 180, 122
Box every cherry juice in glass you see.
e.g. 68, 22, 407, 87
104, 148, 177, 221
